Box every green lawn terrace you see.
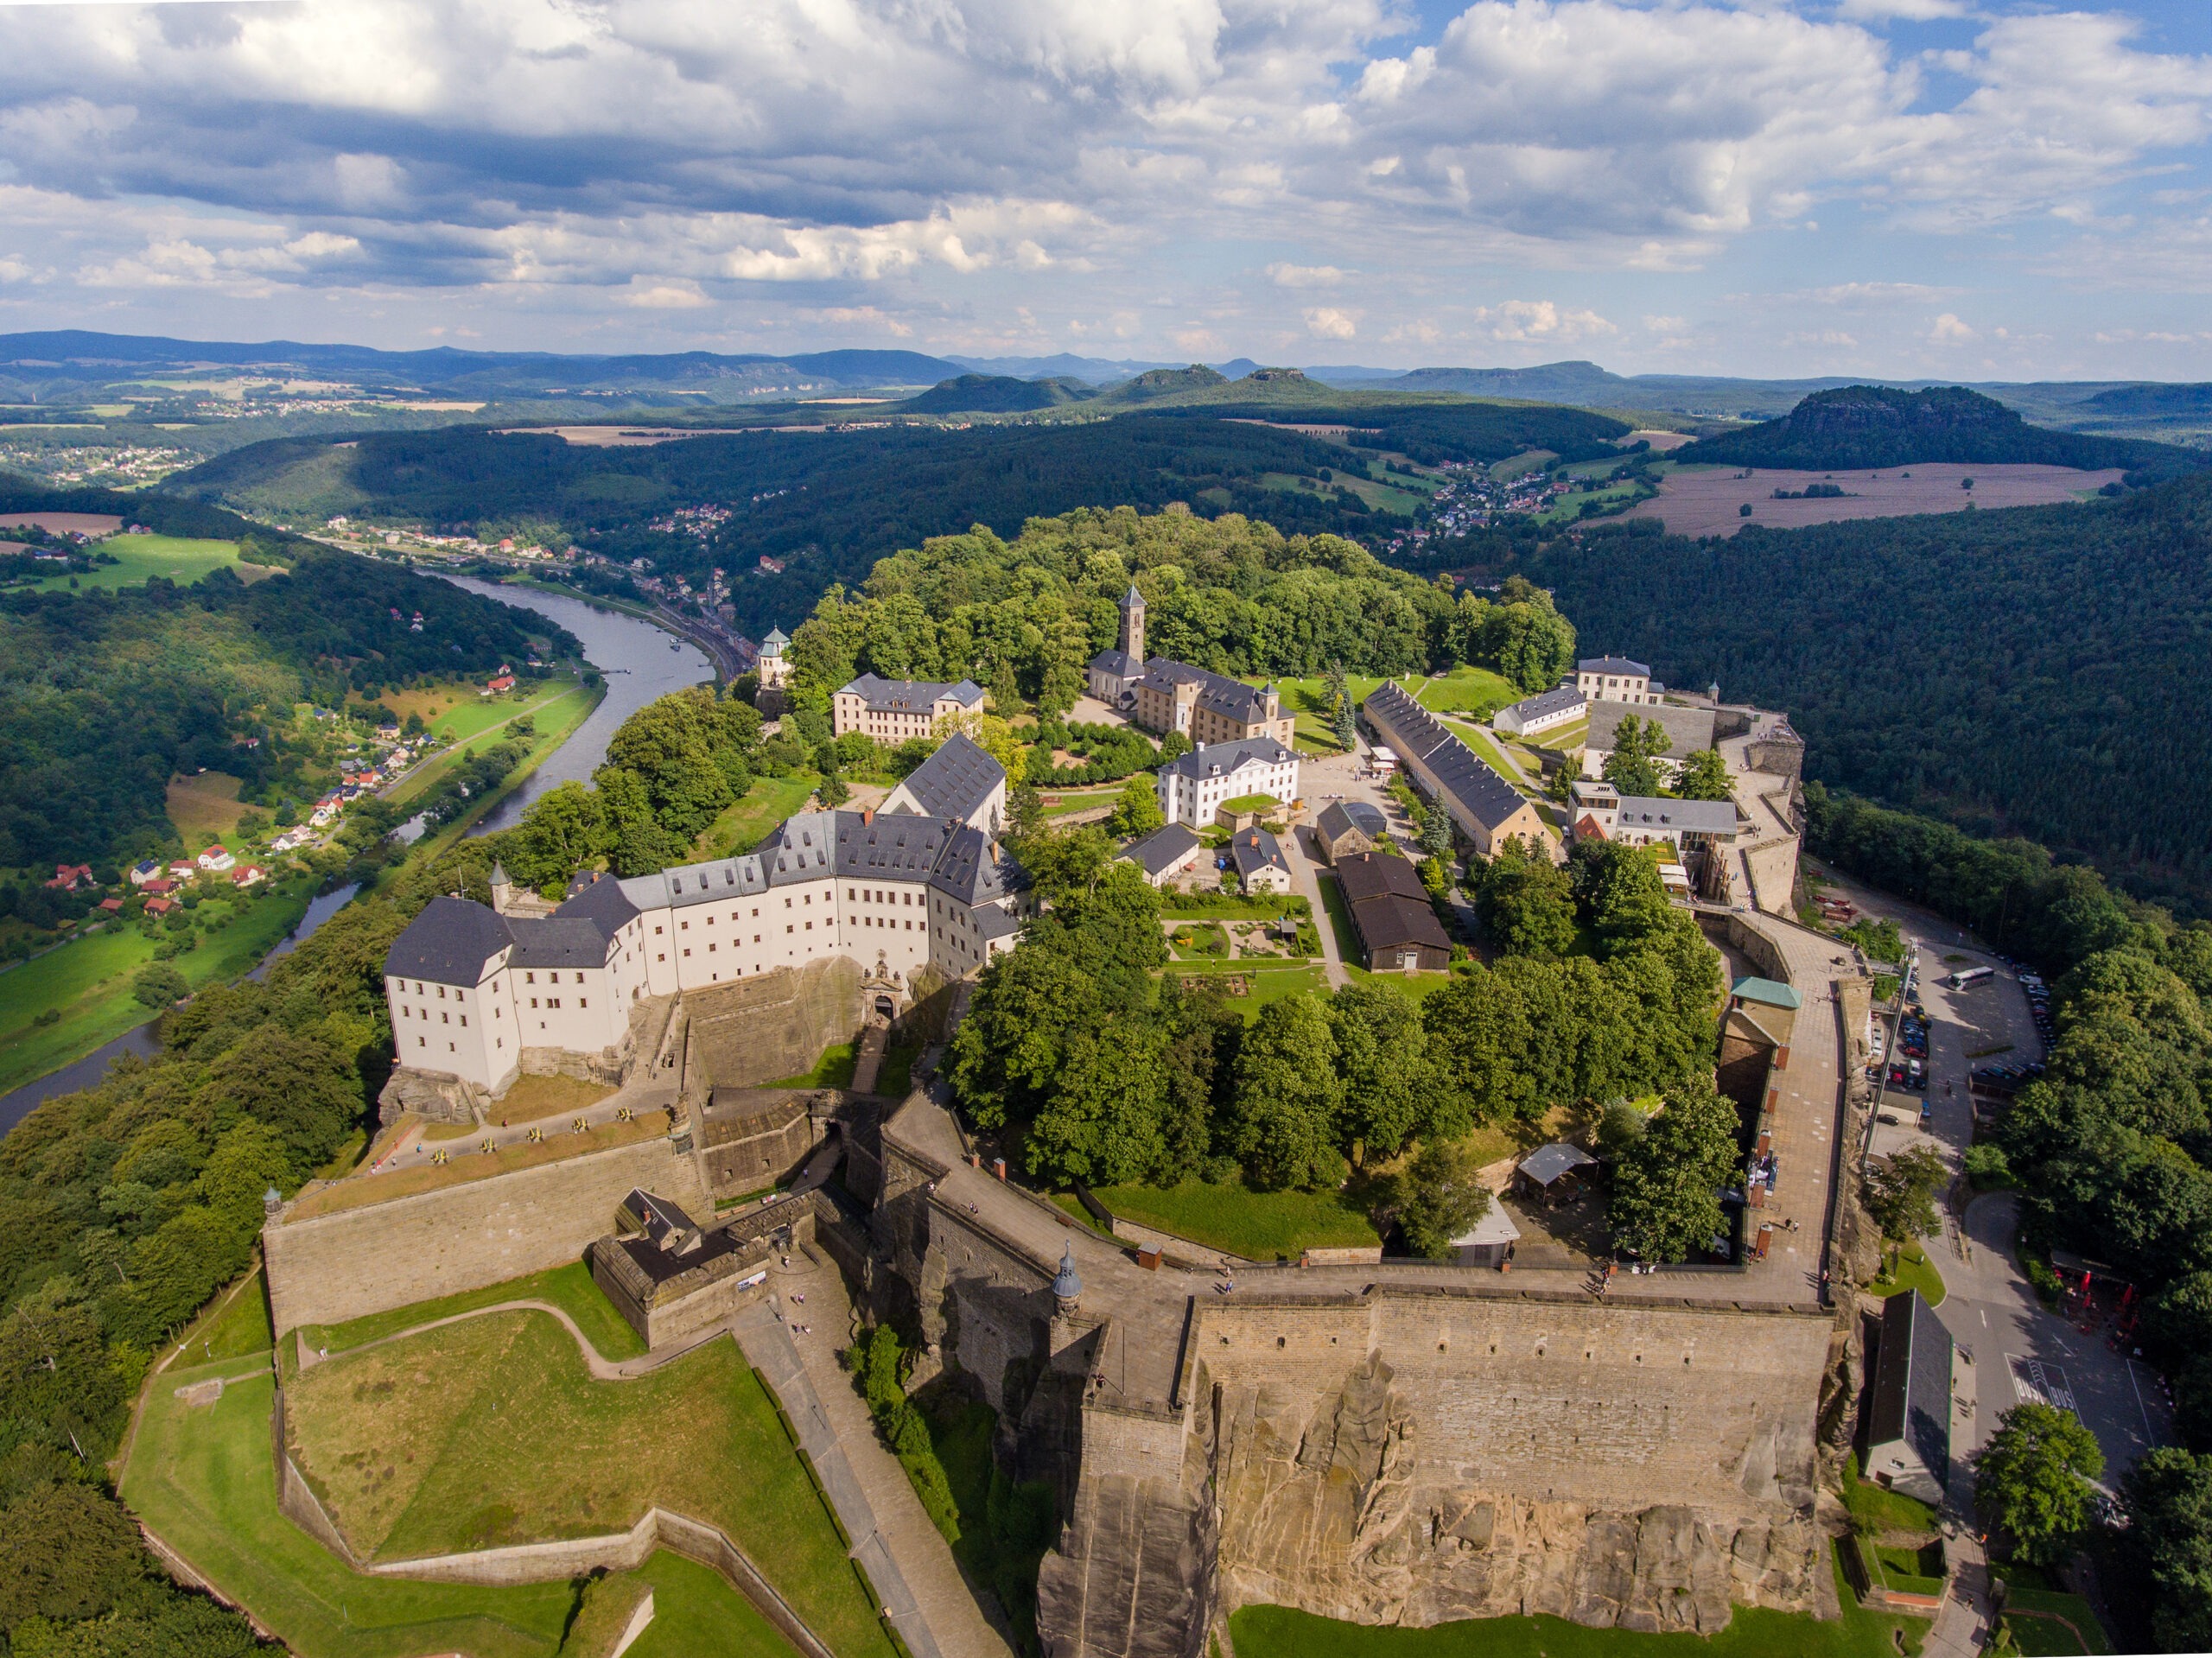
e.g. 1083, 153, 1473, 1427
1257, 666, 1521, 755
119, 1261, 899, 1658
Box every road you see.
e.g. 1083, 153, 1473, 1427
1824, 875, 2174, 1497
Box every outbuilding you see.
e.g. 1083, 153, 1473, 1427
1313, 799, 1387, 865
1865, 1289, 1952, 1505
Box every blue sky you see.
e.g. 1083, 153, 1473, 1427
0, 0, 2208, 378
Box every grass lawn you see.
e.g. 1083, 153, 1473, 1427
1450, 721, 1535, 791
1230, 1547, 1925, 1658
420, 683, 575, 746
1344, 965, 1459, 1001
1166, 962, 1330, 1019
694, 772, 822, 860
1868, 1239, 1947, 1307
766, 1039, 858, 1089
620, 1550, 796, 1658
1087, 1173, 1379, 1259
1167, 922, 1231, 959
1490, 449, 1555, 481
487, 1070, 615, 1124
0, 871, 317, 1096
285, 1310, 898, 1658
1990, 1566, 2112, 1656
386, 682, 596, 810
1160, 893, 1307, 922
167, 769, 253, 842
299, 1260, 645, 1363
1529, 718, 1588, 753
1409, 666, 1520, 720
183, 1269, 275, 1364
1842, 1457, 1941, 1535
29, 532, 242, 591
121, 1359, 577, 1658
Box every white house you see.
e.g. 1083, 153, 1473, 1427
1492, 684, 1586, 738
1568, 779, 1739, 854
1155, 737, 1300, 830
1575, 656, 1664, 706
879, 733, 1006, 834
197, 845, 236, 873
831, 674, 985, 741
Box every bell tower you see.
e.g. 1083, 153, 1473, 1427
1120, 583, 1146, 665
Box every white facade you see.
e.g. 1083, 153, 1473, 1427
1574, 657, 1662, 707
1156, 740, 1300, 830
1492, 687, 1586, 737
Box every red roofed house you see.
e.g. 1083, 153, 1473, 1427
169, 861, 197, 881
484, 673, 518, 695
143, 897, 177, 917
231, 865, 267, 887
141, 878, 176, 897
98, 897, 123, 913
44, 863, 93, 891
197, 845, 236, 873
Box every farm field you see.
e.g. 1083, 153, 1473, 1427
166, 768, 253, 842
1624, 462, 2125, 538
27, 532, 258, 591
284, 1308, 898, 1658
0, 872, 315, 1096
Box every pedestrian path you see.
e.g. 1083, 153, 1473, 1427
737, 1271, 1015, 1658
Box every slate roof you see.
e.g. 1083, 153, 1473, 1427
758, 812, 841, 883
1334, 850, 1428, 905
506, 917, 615, 970
1161, 735, 1295, 781
888, 733, 1003, 823
1087, 647, 1142, 677
1362, 683, 1529, 833
1585, 699, 1716, 757
1610, 794, 1739, 836
1136, 657, 1277, 726
1118, 823, 1204, 878
930, 824, 1028, 905
836, 813, 951, 878
1579, 655, 1651, 677
1316, 800, 1387, 844
836, 673, 985, 714
556, 869, 642, 931
1230, 827, 1289, 880
1867, 1289, 1952, 1488
1350, 893, 1451, 961
972, 904, 1023, 943
620, 854, 771, 913
1501, 684, 1586, 723
384, 896, 513, 984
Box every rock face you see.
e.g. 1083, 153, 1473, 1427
1203, 1352, 1819, 1636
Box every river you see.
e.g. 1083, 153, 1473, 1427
435, 576, 714, 833
0, 577, 709, 1134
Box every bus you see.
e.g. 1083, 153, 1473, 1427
1948, 966, 1995, 990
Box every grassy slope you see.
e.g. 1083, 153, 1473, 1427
621, 1551, 795, 1658
1868, 1239, 1947, 1307
385, 680, 595, 808
166, 769, 251, 842
694, 772, 821, 861
1230, 1550, 1925, 1658
122, 1360, 576, 1658
0, 870, 317, 1096
26, 532, 241, 592
298, 1260, 645, 1363
1081, 1174, 1380, 1259
285, 1310, 897, 1658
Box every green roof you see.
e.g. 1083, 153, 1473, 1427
1732, 976, 1802, 1010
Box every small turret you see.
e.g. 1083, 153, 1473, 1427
488, 859, 515, 915
1052, 1242, 1083, 1318
263, 1185, 283, 1218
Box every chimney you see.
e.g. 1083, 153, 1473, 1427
993, 1157, 1007, 1181
861, 807, 874, 825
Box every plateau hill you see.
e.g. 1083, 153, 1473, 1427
900, 373, 1096, 414
1678, 384, 2199, 476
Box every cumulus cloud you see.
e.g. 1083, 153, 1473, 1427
1924, 312, 1977, 343
0, 0, 2200, 369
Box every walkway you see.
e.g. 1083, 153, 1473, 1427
737, 1284, 1016, 1658
1285, 824, 1348, 988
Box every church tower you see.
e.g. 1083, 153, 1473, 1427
1120, 583, 1146, 665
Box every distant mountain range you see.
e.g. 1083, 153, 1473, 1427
0, 331, 2206, 444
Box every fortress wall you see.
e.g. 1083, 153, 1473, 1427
263, 1135, 703, 1336
924, 1190, 1056, 1417
684, 957, 861, 1090
1198, 1293, 1828, 1513
1079, 1402, 1190, 1487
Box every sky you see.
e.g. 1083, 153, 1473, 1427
0, 0, 2209, 379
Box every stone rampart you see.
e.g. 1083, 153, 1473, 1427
683, 956, 861, 1092
262, 1134, 703, 1336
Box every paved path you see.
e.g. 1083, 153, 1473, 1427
736, 1282, 1016, 1658
1285, 824, 1349, 988
294, 1297, 721, 1380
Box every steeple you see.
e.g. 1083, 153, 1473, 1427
1052, 1242, 1083, 1317
1119, 583, 1146, 664
488, 859, 514, 914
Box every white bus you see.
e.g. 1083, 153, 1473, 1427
1948, 966, 1995, 989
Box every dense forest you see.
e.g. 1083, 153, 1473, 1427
1676, 384, 2201, 478
1806, 788, 2212, 1651
0, 553, 573, 868
1503, 473, 2212, 916
772, 506, 1575, 720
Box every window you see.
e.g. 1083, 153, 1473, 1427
786, 924, 794, 934
418, 1035, 426, 1047
437, 985, 447, 1000
525, 971, 535, 984
655, 924, 664, 935
657, 952, 666, 962
579, 999, 587, 1008
549, 998, 561, 1008
442, 1011, 449, 1024
683, 948, 691, 957
574, 972, 583, 984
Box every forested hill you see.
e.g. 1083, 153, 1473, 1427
1677, 384, 2201, 477
168, 416, 1415, 636
1503, 475, 2212, 914
0, 478, 314, 562
0, 552, 575, 867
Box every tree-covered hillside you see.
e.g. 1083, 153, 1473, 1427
1677, 384, 2199, 477
899, 373, 1096, 413
1503, 475, 2212, 914
0, 553, 575, 867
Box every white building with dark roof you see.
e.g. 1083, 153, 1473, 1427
1575, 655, 1664, 706
1567, 780, 1740, 854
1492, 683, 1586, 737
1865, 1289, 1953, 1505
1155, 736, 1300, 829
880, 732, 1006, 832
831, 673, 985, 740
382, 755, 1030, 1098
1116, 823, 1205, 887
